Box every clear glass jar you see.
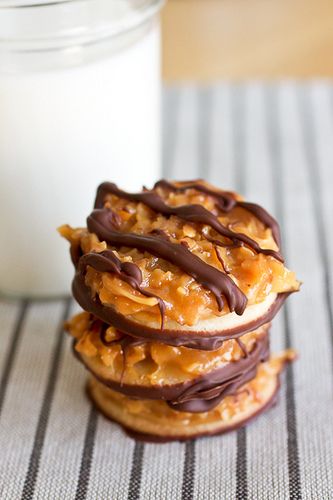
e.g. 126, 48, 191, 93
0, 0, 163, 297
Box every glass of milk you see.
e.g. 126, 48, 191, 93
0, 0, 163, 297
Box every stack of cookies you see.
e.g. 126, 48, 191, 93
60, 180, 299, 442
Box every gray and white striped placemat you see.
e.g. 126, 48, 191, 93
1, 82, 332, 499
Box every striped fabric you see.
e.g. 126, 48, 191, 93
0, 82, 332, 499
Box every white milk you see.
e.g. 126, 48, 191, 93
0, 2, 162, 297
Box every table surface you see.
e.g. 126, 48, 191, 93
1, 82, 333, 500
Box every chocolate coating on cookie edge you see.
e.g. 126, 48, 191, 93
72, 268, 289, 349
79, 250, 166, 328
86, 375, 280, 443
75, 332, 269, 413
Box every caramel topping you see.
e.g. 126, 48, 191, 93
87, 208, 247, 315
67, 311, 269, 386
95, 182, 283, 261
153, 180, 282, 247
60, 179, 300, 328
78, 250, 165, 327
91, 352, 292, 422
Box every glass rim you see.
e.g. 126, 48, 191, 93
0, 0, 161, 9
0, 0, 164, 51
0, 0, 77, 7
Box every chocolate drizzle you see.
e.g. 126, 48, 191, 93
154, 180, 282, 248
214, 246, 231, 274
87, 375, 280, 443
95, 181, 283, 261
70, 179, 288, 331
72, 263, 290, 350
77, 332, 269, 413
87, 208, 247, 315
69, 179, 291, 347
78, 250, 165, 328
167, 333, 269, 413
64, 179, 297, 440
86, 377, 280, 443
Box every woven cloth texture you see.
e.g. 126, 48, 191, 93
0, 82, 332, 500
